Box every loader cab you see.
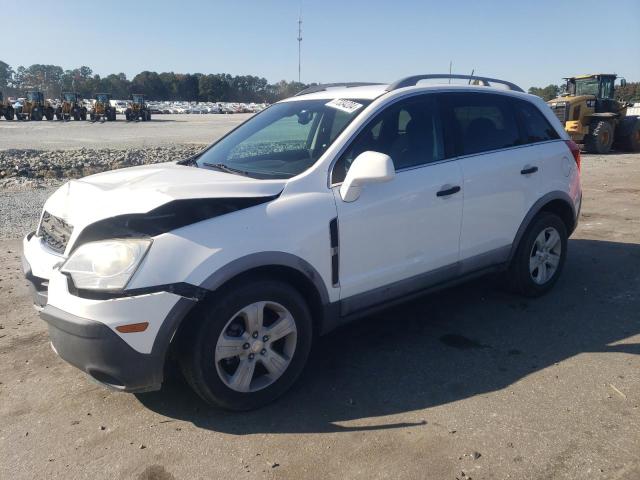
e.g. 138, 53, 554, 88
26, 91, 45, 104
63, 92, 81, 103
131, 94, 145, 106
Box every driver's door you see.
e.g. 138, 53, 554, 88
331, 94, 463, 313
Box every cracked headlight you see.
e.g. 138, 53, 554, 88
61, 239, 152, 290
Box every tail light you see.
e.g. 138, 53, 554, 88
564, 140, 581, 171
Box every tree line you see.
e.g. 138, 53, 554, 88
528, 82, 640, 102
0, 60, 307, 103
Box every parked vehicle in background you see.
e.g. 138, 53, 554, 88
90, 93, 116, 122
113, 100, 128, 114
0, 92, 15, 120
125, 94, 151, 121
547, 74, 640, 153
16, 91, 55, 121
23, 74, 582, 410
55, 92, 87, 121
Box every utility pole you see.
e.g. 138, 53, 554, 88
297, 14, 303, 83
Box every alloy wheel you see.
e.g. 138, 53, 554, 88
529, 227, 562, 285
214, 301, 297, 393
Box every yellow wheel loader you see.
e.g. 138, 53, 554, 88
547, 74, 640, 153
15, 91, 55, 121
0, 92, 15, 120
125, 93, 151, 121
89, 93, 116, 122
55, 92, 87, 121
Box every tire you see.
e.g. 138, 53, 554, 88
45, 107, 54, 121
31, 107, 42, 121
72, 107, 80, 121
615, 119, 640, 152
80, 108, 87, 121
4, 107, 14, 121
506, 212, 568, 297
90, 113, 95, 122
584, 120, 614, 154
179, 278, 313, 410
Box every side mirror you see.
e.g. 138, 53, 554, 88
339, 151, 395, 202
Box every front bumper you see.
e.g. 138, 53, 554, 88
22, 232, 197, 392
41, 305, 166, 392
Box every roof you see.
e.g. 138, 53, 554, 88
566, 73, 617, 79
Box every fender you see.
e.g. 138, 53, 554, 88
507, 191, 576, 263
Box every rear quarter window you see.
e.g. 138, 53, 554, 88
512, 99, 560, 144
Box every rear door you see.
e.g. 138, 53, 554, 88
442, 92, 541, 268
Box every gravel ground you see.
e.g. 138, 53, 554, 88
0, 113, 252, 150
0, 144, 204, 187
0, 152, 638, 479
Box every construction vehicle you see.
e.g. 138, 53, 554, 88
547, 74, 640, 153
15, 91, 55, 121
0, 92, 15, 120
90, 93, 116, 122
55, 92, 87, 121
125, 93, 151, 121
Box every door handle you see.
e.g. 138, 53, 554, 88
520, 166, 538, 175
436, 185, 461, 197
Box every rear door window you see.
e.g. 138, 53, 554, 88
444, 93, 521, 155
512, 99, 560, 144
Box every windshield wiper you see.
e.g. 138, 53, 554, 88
202, 162, 250, 177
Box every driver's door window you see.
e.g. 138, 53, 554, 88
331, 95, 444, 184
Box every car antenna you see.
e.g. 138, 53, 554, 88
469, 69, 475, 84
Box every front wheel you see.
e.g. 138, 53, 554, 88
584, 120, 614, 154
179, 279, 313, 410
506, 212, 568, 297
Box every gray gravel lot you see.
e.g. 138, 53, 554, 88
0, 113, 252, 150
0, 116, 638, 479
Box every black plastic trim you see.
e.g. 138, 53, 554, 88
329, 218, 339, 286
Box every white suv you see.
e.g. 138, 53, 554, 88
22, 74, 582, 410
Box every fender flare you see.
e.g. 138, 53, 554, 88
507, 191, 577, 263
199, 251, 330, 305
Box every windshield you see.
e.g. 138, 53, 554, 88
196, 98, 371, 179
574, 78, 599, 96
96, 94, 110, 103
132, 95, 144, 104
64, 93, 76, 102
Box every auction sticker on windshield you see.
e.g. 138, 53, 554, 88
325, 99, 364, 114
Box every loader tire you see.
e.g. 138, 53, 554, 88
615, 119, 640, 152
584, 120, 614, 154
4, 107, 14, 121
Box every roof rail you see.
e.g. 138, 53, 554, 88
386, 74, 524, 93
295, 82, 385, 97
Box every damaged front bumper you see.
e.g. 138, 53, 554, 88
22, 232, 197, 392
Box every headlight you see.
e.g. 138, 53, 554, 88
61, 239, 152, 291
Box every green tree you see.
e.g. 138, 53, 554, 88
0, 60, 13, 89
528, 84, 560, 101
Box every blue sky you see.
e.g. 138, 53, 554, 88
4, 0, 640, 90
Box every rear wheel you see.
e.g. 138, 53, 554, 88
45, 107, 54, 121
4, 107, 14, 120
584, 120, 614, 154
80, 108, 87, 121
616, 119, 640, 152
179, 279, 313, 410
31, 107, 42, 121
506, 212, 568, 297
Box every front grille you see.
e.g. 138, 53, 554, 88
38, 211, 73, 254
550, 103, 568, 123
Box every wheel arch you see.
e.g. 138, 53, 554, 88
166, 253, 331, 362
508, 192, 577, 263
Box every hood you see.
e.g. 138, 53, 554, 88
43, 162, 286, 241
